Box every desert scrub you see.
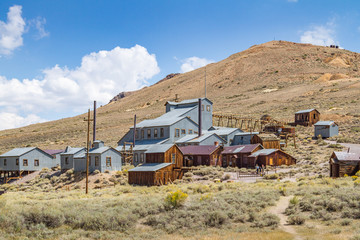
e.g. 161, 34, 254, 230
164, 190, 188, 209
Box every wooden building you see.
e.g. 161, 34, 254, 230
329, 151, 360, 177
294, 109, 320, 126
128, 144, 184, 185
179, 145, 223, 167
221, 144, 263, 168
248, 149, 296, 167
251, 133, 280, 149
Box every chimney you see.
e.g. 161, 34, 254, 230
93, 101, 96, 142
198, 98, 202, 137
133, 114, 137, 147
348, 148, 350, 153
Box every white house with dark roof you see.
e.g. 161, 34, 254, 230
0, 147, 56, 172
74, 140, 122, 173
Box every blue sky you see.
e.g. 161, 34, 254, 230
0, 0, 359, 130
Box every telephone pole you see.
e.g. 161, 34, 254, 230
84, 109, 93, 194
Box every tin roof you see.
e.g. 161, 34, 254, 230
249, 149, 277, 157
175, 134, 198, 143
206, 127, 241, 136
166, 97, 212, 106
90, 146, 111, 154
188, 132, 224, 143
235, 132, 259, 136
145, 144, 174, 153
314, 121, 337, 126
295, 109, 318, 114
222, 144, 262, 154
179, 145, 219, 155
61, 147, 85, 155
128, 163, 172, 172
333, 151, 360, 161
0, 147, 36, 157
44, 149, 64, 155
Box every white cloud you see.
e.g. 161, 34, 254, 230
180, 56, 214, 73
0, 45, 160, 130
0, 5, 26, 55
29, 16, 49, 39
0, 112, 46, 130
300, 21, 338, 46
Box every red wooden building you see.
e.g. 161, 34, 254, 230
179, 145, 223, 167
221, 144, 263, 168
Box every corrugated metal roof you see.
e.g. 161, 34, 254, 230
179, 145, 219, 155
188, 132, 223, 143
222, 144, 262, 154
314, 121, 336, 126
74, 152, 86, 158
128, 163, 172, 172
295, 109, 316, 114
249, 149, 277, 157
235, 132, 259, 136
0, 147, 36, 157
175, 134, 198, 143
145, 144, 174, 153
61, 147, 85, 155
90, 146, 110, 154
205, 127, 241, 136
334, 152, 360, 161
44, 149, 64, 155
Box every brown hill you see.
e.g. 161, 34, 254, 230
1, 40, 359, 153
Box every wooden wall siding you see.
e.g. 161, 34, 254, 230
183, 148, 223, 167
338, 163, 359, 177
221, 145, 262, 168
255, 152, 296, 167
146, 145, 183, 169
129, 171, 156, 186
129, 164, 175, 186
251, 135, 280, 149
295, 110, 320, 126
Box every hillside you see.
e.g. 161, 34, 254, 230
0, 40, 359, 153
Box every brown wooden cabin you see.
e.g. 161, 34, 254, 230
179, 145, 223, 167
221, 144, 264, 168
251, 133, 280, 149
248, 149, 296, 167
128, 144, 183, 186
264, 123, 284, 133
329, 151, 360, 178
294, 109, 320, 126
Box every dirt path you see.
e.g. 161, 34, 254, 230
268, 195, 301, 240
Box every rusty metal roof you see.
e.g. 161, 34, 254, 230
222, 144, 262, 154
179, 145, 219, 155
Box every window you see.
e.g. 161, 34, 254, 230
181, 129, 186, 135
65, 157, 69, 165
134, 153, 138, 163
140, 153, 144, 163
206, 105, 210, 112
172, 153, 176, 164
3, 159, 6, 166
106, 157, 111, 167
189, 129, 193, 134
313, 113, 316, 119
16, 158, 19, 166
147, 129, 151, 139
154, 128, 158, 138
141, 129, 144, 139
135, 130, 139, 139
175, 128, 180, 137
201, 105, 204, 111
23, 159, 28, 166
95, 156, 100, 166
34, 159, 39, 166
160, 128, 164, 137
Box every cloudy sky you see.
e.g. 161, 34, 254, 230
0, 0, 359, 130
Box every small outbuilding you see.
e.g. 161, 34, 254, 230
329, 151, 360, 177
251, 133, 281, 149
60, 147, 86, 171
314, 121, 338, 138
294, 109, 320, 126
221, 144, 264, 168
248, 149, 296, 167
179, 145, 223, 167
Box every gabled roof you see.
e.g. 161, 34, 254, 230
179, 145, 220, 155
0, 147, 37, 157
222, 144, 263, 154
145, 144, 174, 154
128, 163, 172, 172
61, 147, 86, 155
249, 149, 277, 157
44, 149, 64, 155
332, 151, 360, 162
188, 132, 226, 143
90, 146, 110, 154
314, 121, 337, 126
235, 132, 259, 136
206, 127, 242, 136
175, 134, 198, 143
254, 133, 279, 141
295, 108, 319, 114
166, 97, 213, 106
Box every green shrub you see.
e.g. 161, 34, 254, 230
290, 196, 299, 205
164, 190, 188, 209
287, 214, 305, 225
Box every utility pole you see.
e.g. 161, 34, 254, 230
204, 67, 207, 98
93, 101, 96, 142
84, 109, 93, 194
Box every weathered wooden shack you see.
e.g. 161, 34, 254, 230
294, 109, 320, 126
251, 133, 280, 149
221, 144, 264, 168
179, 145, 223, 167
314, 121, 339, 138
0, 147, 56, 182
329, 151, 360, 177
128, 144, 184, 185
248, 149, 296, 167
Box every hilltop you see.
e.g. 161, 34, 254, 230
0, 40, 359, 153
